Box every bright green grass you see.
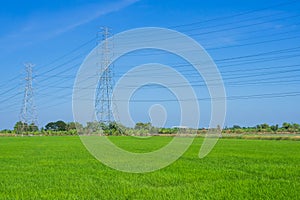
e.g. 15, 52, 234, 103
0, 136, 299, 199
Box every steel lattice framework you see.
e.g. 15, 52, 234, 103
19, 63, 38, 132
95, 27, 114, 124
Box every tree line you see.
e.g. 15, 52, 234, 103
0, 121, 299, 136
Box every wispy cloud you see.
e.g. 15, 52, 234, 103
50, 0, 140, 37
0, 0, 139, 50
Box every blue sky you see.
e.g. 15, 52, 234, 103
0, 0, 300, 129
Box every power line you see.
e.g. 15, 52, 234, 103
169, 0, 300, 29
112, 12, 300, 48
32, 44, 300, 82
35, 38, 95, 74
1, 44, 299, 105
1, 0, 300, 116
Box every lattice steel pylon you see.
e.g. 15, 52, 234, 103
19, 63, 38, 133
95, 27, 114, 124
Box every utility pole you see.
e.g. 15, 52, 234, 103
95, 27, 114, 125
19, 63, 38, 135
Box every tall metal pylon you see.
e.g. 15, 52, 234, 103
95, 27, 114, 124
19, 63, 38, 132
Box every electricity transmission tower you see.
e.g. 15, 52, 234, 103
19, 63, 38, 133
95, 27, 114, 125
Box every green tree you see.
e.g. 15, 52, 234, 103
66, 122, 82, 132
86, 121, 103, 134
14, 121, 26, 134
108, 122, 125, 135
232, 125, 241, 129
282, 122, 291, 130
28, 123, 39, 132
45, 122, 57, 131
135, 122, 152, 130
292, 123, 300, 132
14, 121, 30, 134
67, 122, 76, 130
56, 121, 67, 131
270, 124, 279, 132
14, 121, 38, 134
261, 123, 269, 129
45, 121, 67, 131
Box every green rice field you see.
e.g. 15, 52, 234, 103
0, 136, 299, 199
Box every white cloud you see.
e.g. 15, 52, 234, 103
0, 0, 139, 49
50, 0, 140, 36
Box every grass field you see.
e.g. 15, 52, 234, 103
0, 136, 299, 199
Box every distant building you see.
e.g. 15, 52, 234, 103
172, 126, 188, 129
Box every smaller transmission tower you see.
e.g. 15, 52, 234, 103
95, 27, 114, 124
19, 63, 38, 133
